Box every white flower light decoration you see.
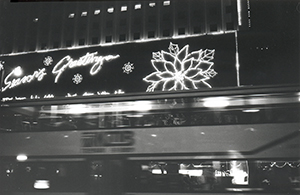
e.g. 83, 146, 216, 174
143, 42, 217, 92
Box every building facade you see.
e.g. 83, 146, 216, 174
0, 0, 299, 195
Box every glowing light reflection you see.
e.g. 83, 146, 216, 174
203, 97, 230, 108
13, 66, 23, 76
242, 109, 260, 113
34, 180, 50, 189
16, 154, 28, 161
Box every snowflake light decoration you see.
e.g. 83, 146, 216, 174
143, 42, 217, 92
43, 56, 53, 66
72, 73, 83, 84
122, 62, 134, 74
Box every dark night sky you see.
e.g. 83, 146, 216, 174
238, 0, 299, 86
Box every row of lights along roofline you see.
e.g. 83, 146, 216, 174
1, 30, 236, 57
68, 1, 170, 18
2, 0, 240, 57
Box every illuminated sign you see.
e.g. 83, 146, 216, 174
2, 67, 47, 92
52, 52, 120, 83
0, 34, 237, 102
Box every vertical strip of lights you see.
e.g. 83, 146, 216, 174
235, 0, 242, 87
247, 0, 251, 28
235, 30, 240, 87
237, 0, 242, 26
0, 62, 4, 101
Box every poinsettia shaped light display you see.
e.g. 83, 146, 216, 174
143, 42, 217, 92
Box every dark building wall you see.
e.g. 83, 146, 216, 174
0, 0, 240, 55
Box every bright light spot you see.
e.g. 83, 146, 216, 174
163, 1, 170, 6
230, 161, 249, 185
210, 31, 225, 35
13, 66, 23, 76
107, 7, 114, 13
149, 2, 156, 7
68, 13, 75, 18
179, 169, 203, 176
67, 104, 88, 114
81, 12, 87, 17
94, 10, 100, 15
152, 169, 167, 174
141, 165, 149, 170
126, 114, 144, 118
242, 109, 260, 113
132, 101, 152, 111
135, 4, 141, 9
34, 180, 50, 189
203, 97, 230, 108
237, 0, 242, 26
151, 134, 157, 137
16, 154, 28, 161
121, 6, 127, 12
63, 135, 69, 138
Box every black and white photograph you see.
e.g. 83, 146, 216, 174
0, 0, 299, 194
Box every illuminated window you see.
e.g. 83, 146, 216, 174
133, 32, 140, 40
68, 13, 75, 18
135, 4, 141, 10
178, 27, 185, 35
105, 35, 112, 43
81, 12, 87, 17
149, 2, 156, 7
107, 7, 114, 13
148, 31, 155, 38
121, 6, 127, 12
94, 10, 100, 15
163, 1, 170, 6
119, 34, 126, 41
